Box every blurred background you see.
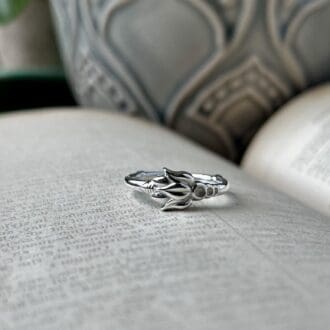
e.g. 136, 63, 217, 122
1, 0, 330, 162
0, 0, 75, 111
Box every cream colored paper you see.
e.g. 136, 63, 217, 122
0, 109, 329, 330
243, 84, 330, 217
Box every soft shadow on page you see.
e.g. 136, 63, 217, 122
0, 109, 329, 330
133, 190, 239, 212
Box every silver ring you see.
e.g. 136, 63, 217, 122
125, 167, 229, 211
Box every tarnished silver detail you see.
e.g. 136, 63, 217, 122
125, 168, 229, 211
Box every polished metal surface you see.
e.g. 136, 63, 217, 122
125, 168, 229, 211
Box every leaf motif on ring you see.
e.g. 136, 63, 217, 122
155, 168, 194, 211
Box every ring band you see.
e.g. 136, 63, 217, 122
125, 167, 229, 211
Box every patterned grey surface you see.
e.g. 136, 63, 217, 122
51, 0, 330, 160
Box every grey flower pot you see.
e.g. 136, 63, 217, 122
51, 0, 330, 160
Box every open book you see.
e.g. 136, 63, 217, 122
0, 105, 329, 329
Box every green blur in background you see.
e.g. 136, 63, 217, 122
0, 0, 30, 24
0, 0, 76, 111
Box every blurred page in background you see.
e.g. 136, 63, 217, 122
243, 84, 330, 217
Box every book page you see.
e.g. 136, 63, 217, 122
0, 109, 330, 330
243, 84, 330, 217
